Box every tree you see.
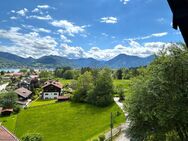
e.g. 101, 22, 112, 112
0, 92, 18, 108
116, 85, 125, 101
116, 69, 123, 79
126, 45, 188, 141
73, 69, 114, 107
72, 71, 94, 103
63, 70, 74, 79
39, 71, 53, 83
88, 69, 114, 107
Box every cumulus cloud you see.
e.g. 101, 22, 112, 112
100, 17, 118, 24
85, 41, 172, 60
60, 35, 72, 43
51, 20, 85, 36
32, 8, 40, 13
0, 28, 172, 60
0, 27, 58, 58
59, 44, 85, 58
22, 25, 51, 33
16, 8, 28, 16
120, 0, 130, 5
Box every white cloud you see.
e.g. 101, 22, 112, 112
32, 28, 51, 33
11, 10, 15, 13
59, 44, 85, 58
28, 15, 52, 20
37, 5, 50, 9
32, 8, 40, 13
124, 32, 168, 41
60, 35, 72, 43
10, 16, 18, 20
51, 20, 85, 36
85, 41, 172, 60
100, 17, 118, 24
0, 28, 172, 60
16, 8, 28, 16
120, 0, 130, 5
23, 25, 51, 33
0, 27, 58, 58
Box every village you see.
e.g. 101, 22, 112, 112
0, 68, 130, 141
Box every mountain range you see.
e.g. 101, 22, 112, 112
0, 52, 155, 69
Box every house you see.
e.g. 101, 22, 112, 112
14, 87, 32, 100
1, 109, 13, 116
42, 80, 63, 99
14, 87, 32, 107
0, 126, 19, 141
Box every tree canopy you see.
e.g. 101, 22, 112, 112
126, 44, 188, 141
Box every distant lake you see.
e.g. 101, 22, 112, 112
0, 68, 55, 72
0, 68, 20, 72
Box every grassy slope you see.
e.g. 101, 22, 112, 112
15, 102, 125, 141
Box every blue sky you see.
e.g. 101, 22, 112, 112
0, 0, 184, 60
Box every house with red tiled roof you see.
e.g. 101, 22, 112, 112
42, 80, 63, 99
0, 126, 19, 141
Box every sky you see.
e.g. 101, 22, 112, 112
0, 0, 184, 60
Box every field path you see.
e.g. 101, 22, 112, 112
113, 97, 130, 141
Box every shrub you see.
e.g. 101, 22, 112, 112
13, 105, 21, 114
98, 134, 105, 141
21, 133, 42, 141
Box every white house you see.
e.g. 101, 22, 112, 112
42, 80, 63, 99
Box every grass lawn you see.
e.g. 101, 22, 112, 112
14, 102, 125, 141
29, 99, 57, 107
113, 79, 132, 96
56, 78, 73, 85
0, 114, 17, 132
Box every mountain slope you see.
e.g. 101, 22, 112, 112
0, 52, 34, 65
106, 54, 155, 68
0, 52, 155, 68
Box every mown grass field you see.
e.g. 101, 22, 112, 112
0, 115, 17, 132
113, 79, 132, 96
56, 78, 73, 85
29, 99, 57, 107
14, 102, 124, 141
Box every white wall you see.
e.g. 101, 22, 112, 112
43, 92, 59, 99
0, 83, 9, 92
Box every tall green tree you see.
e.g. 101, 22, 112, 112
73, 71, 94, 103
126, 45, 188, 141
89, 69, 114, 107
